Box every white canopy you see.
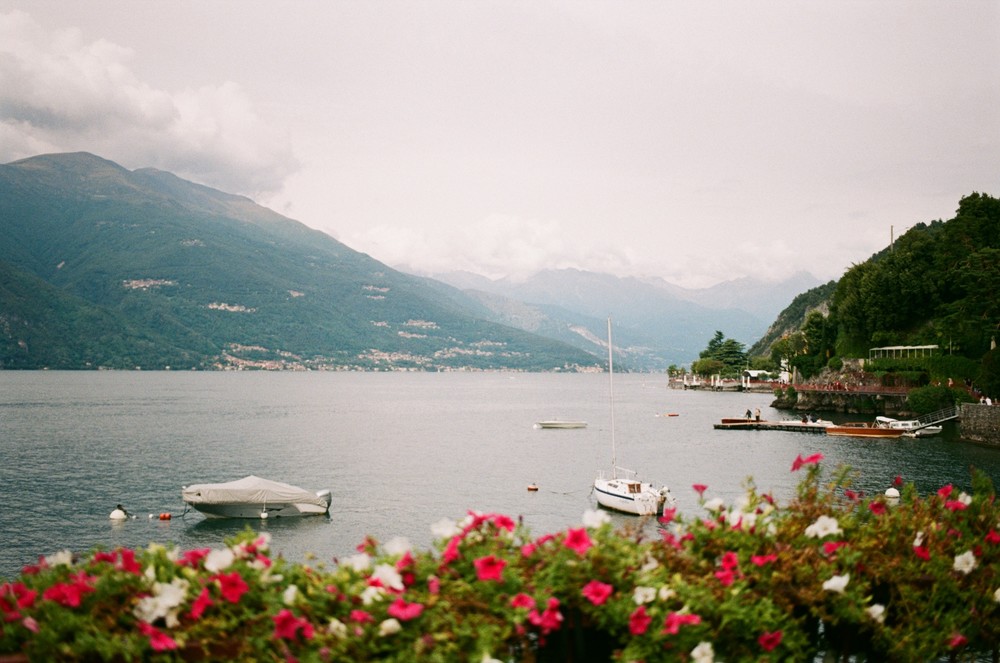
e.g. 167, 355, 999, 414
182, 475, 327, 508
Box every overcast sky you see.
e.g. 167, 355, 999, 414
1, 2, 997, 287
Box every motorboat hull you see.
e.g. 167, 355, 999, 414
182, 476, 331, 519
536, 420, 587, 429
826, 425, 904, 438
594, 476, 668, 516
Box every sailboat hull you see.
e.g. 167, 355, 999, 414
593, 477, 665, 516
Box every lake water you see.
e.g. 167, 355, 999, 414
2, 371, 1000, 580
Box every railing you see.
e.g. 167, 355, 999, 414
791, 383, 910, 396
917, 405, 959, 427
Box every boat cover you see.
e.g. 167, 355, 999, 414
182, 475, 327, 508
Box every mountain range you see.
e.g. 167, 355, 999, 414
0, 152, 816, 371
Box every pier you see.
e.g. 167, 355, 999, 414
713, 419, 830, 434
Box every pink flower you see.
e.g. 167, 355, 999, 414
692, 484, 708, 496
1, 582, 37, 612
563, 528, 593, 557
659, 507, 677, 524
116, 548, 142, 575
214, 572, 249, 603
938, 484, 954, 499
581, 580, 613, 606
42, 572, 96, 608
273, 608, 315, 641
662, 611, 701, 635
869, 501, 887, 515
629, 606, 652, 635
396, 551, 415, 571
750, 553, 777, 566
442, 536, 461, 565
791, 453, 824, 471
913, 545, 931, 561
528, 598, 563, 634
893, 475, 904, 487
714, 569, 736, 587
492, 514, 517, 532
190, 587, 213, 620
427, 576, 440, 595
844, 489, 860, 501
822, 541, 848, 555
985, 530, 1000, 545
137, 621, 179, 652
387, 598, 424, 621
349, 609, 374, 623
949, 633, 968, 648
178, 548, 211, 567
720, 551, 739, 570
759, 630, 783, 652
945, 500, 968, 512
473, 555, 507, 582
510, 593, 536, 609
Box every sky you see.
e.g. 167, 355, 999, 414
1, 2, 997, 288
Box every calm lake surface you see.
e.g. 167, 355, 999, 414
2, 371, 999, 579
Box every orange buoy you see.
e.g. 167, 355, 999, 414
527, 484, 539, 492
159, 512, 172, 520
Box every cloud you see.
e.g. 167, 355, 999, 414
0, 10, 298, 195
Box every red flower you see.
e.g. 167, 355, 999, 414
945, 500, 968, 512
137, 621, 178, 652
178, 548, 211, 567
759, 630, 783, 652
581, 580, 613, 606
189, 587, 213, 620
949, 633, 968, 648
350, 609, 374, 623
750, 553, 777, 566
720, 551, 739, 570
985, 530, 1000, 545
893, 475, 904, 487
563, 528, 593, 557
844, 489, 860, 501
491, 514, 516, 532
1, 582, 37, 612
869, 501, 887, 516
510, 593, 536, 609
937, 484, 954, 499
528, 598, 563, 634
473, 555, 507, 582
395, 550, 415, 571
822, 541, 848, 555
659, 507, 677, 524
272, 608, 315, 641
42, 572, 96, 608
692, 484, 708, 496
442, 536, 461, 564
714, 569, 736, 586
214, 572, 249, 603
427, 576, 440, 595
662, 611, 701, 635
913, 545, 931, 561
116, 548, 142, 575
629, 606, 652, 635
791, 453, 824, 471
387, 598, 424, 621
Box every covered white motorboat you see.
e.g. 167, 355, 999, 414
182, 476, 331, 519
875, 416, 943, 437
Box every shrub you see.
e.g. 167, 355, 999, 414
1, 460, 998, 661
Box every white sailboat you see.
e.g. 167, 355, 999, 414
593, 318, 675, 516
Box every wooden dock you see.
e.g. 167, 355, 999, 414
713, 419, 830, 434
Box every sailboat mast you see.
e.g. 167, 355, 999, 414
608, 317, 617, 479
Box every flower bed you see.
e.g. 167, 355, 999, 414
2, 456, 999, 661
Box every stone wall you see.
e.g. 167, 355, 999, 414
959, 403, 1000, 446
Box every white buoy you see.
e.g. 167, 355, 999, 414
109, 509, 127, 520
885, 487, 900, 499
260, 510, 269, 519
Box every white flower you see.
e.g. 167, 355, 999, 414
45, 550, 73, 567
958, 491, 972, 506
361, 585, 385, 606
691, 641, 715, 663
204, 547, 235, 573
384, 537, 412, 556
582, 509, 611, 529
133, 578, 189, 627
953, 550, 977, 575
431, 517, 461, 539
866, 603, 886, 624
805, 515, 843, 539
378, 618, 401, 636
283, 584, 299, 606
822, 574, 850, 593
658, 585, 677, 601
633, 586, 657, 605
372, 563, 404, 591
704, 497, 725, 512
481, 654, 503, 663
640, 554, 659, 573
328, 618, 348, 638
344, 553, 371, 572
913, 531, 925, 547
994, 587, 1000, 603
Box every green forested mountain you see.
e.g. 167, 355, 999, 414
0, 152, 600, 371
752, 192, 1000, 397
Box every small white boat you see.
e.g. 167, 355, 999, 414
593, 318, 675, 517
536, 420, 588, 429
875, 416, 942, 437
182, 476, 331, 519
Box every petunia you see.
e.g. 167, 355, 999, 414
371, 564, 405, 592
867, 603, 886, 624
427, 576, 440, 595
822, 541, 848, 555
563, 528, 593, 556
442, 536, 461, 565
987, 530, 1000, 545
581, 580, 613, 606
378, 618, 401, 637
510, 593, 536, 609
750, 553, 778, 566
791, 453, 823, 471
628, 605, 652, 635
272, 608, 315, 641
349, 609, 374, 623
137, 621, 178, 652
215, 572, 249, 603
492, 514, 517, 532
528, 598, 563, 634
473, 555, 507, 582
758, 630, 782, 651
633, 586, 656, 605
691, 641, 715, 663
953, 550, 977, 575
387, 598, 424, 621
719, 551, 739, 569
822, 574, 850, 593
659, 507, 677, 524
190, 587, 213, 620
937, 484, 954, 499
868, 501, 886, 515
714, 569, 736, 587
805, 515, 842, 539
203, 548, 235, 573
949, 633, 968, 648
692, 484, 708, 496
663, 611, 701, 635
913, 545, 931, 561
